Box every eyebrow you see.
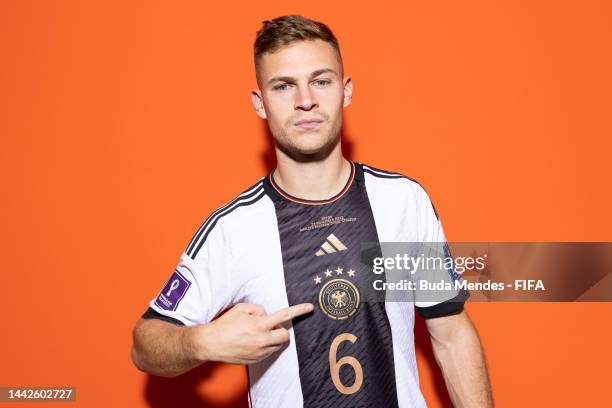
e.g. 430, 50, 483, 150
266, 68, 338, 87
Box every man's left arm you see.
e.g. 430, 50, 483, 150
425, 310, 493, 408
410, 181, 493, 406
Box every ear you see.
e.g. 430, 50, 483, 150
251, 89, 267, 119
342, 76, 353, 108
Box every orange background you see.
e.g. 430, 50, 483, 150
2, 1, 611, 407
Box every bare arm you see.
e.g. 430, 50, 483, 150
131, 302, 314, 377
131, 317, 204, 377
425, 310, 493, 407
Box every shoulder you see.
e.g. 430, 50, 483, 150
358, 162, 440, 219
359, 162, 428, 196
184, 177, 269, 260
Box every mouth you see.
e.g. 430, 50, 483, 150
294, 119, 324, 130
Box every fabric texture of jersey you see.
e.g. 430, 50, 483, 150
142, 161, 468, 408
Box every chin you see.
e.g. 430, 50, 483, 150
290, 137, 339, 158
294, 147, 327, 156
290, 133, 327, 149
272, 123, 340, 158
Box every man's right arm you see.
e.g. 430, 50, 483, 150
131, 317, 205, 378
131, 302, 314, 377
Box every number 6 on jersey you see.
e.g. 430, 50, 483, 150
329, 332, 363, 395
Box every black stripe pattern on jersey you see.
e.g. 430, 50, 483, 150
186, 180, 265, 259
264, 163, 400, 408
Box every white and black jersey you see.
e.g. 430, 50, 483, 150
142, 161, 468, 408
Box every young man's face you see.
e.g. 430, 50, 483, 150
252, 39, 352, 158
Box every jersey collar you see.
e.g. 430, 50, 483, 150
265, 160, 356, 206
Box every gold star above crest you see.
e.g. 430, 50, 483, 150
314, 275, 322, 284
347, 269, 355, 277
335, 267, 343, 275
324, 269, 332, 277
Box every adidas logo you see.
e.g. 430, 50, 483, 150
315, 234, 348, 256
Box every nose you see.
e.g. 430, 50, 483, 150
294, 84, 318, 111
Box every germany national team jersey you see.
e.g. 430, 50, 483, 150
142, 161, 468, 408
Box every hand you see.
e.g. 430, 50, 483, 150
190, 302, 314, 364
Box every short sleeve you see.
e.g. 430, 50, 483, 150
411, 183, 469, 319
142, 219, 233, 327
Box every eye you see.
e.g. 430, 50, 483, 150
273, 83, 291, 91
313, 79, 332, 87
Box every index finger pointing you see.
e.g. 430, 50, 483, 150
264, 303, 314, 329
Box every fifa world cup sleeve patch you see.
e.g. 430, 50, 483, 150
154, 270, 191, 312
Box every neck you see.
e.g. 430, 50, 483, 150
272, 143, 351, 201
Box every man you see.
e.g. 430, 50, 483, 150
131, 15, 493, 408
